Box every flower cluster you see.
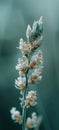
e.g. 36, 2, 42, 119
10, 16, 43, 130
10, 107, 22, 124
28, 66, 43, 84
18, 16, 43, 56
19, 38, 30, 55
16, 56, 28, 76
26, 112, 42, 129
30, 50, 43, 69
26, 16, 43, 42
25, 91, 37, 108
15, 77, 26, 94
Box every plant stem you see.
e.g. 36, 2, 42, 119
22, 91, 26, 130
22, 55, 30, 130
22, 70, 28, 130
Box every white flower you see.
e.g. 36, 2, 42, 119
29, 61, 37, 69
34, 66, 43, 75
28, 74, 41, 84
26, 113, 37, 129
28, 66, 43, 84
15, 77, 26, 93
26, 25, 32, 38
32, 50, 42, 62
31, 112, 37, 124
26, 112, 42, 129
36, 50, 43, 60
25, 91, 37, 108
16, 57, 28, 75
19, 38, 30, 54
26, 117, 32, 129
10, 107, 22, 124
30, 50, 43, 69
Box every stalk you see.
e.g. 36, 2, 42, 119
22, 56, 29, 130
22, 91, 26, 130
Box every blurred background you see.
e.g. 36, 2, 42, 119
0, 0, 59, 130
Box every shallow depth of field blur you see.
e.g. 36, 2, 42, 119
0, 0, 59, 130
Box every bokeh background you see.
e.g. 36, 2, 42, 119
0, 0, 59, 130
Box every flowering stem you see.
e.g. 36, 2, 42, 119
10, 17, 43, 130
22, 91, 26, 130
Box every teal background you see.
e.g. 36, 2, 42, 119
0, 0, 59, 130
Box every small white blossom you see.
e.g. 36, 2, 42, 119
26, 25, 32, 38
28, 66, 43, 84
10, 107, 22, 124
32, 50, 42, 61
26, 117, 32, 128
16, 57, 28, 75
25, 91, 37, 108
34, 66, 43, 75
31, 112, 37, 124
26, 113, 42, 129
19, 38, 30, 54
30, 50, 43, 69
15, 77, 26, 93
28, 75, 40, 84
